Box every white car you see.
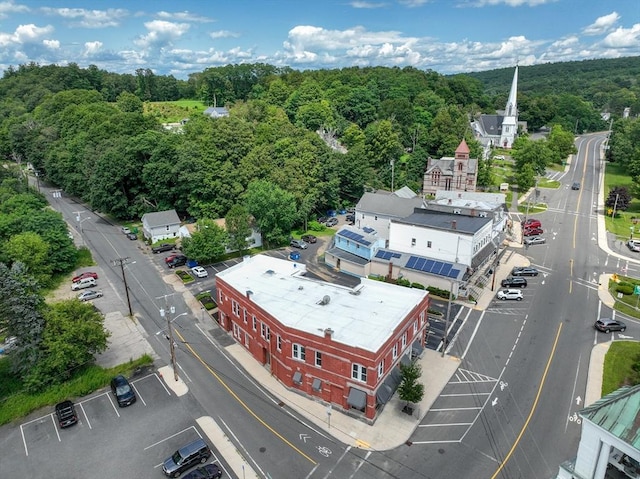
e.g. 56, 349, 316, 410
496, 289, 524, 301
191, 266, 208, 278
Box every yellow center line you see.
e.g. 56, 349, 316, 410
173, 329, 317, 465
490, 323, 563, 479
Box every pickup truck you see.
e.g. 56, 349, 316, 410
152, 243, 174, 254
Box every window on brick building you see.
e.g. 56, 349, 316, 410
352, 363, 367, 382
231, 300, 240, 316
392, 344, 398, 359
378, 360, 384, 379
276, 335, 282, 351
315, 351, 322, 367
252, 315, 257, 331
292, 343, 306, 361
402, 332, 407, 348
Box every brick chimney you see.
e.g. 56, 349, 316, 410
324, 328, 334, 340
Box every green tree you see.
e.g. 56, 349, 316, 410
116, 91, 143, 113
547, 124, 577, 164
180, 219, 228, 263
515, 162, 535, 191
244, 179, 297, 247
512, 138, 554, 176
398, 361, 425, 412
606, 186, 632, 213
25, 300, 109, 389
225, 204, 252, 254
4, 231, 51, 284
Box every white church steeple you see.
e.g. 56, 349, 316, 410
500, 66, 518, 148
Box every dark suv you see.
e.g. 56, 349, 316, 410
153, 243, 175, 254
162, 439, 211, 477
167, 255, 188, 268
501, 277, 528, 288
55, 400, 78, 428
110, 375, 136, 407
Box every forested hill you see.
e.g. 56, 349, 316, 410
461, 56, 640, 103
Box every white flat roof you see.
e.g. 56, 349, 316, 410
217, 255, 428, 353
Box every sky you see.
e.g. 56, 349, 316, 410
0, 0, 637, 79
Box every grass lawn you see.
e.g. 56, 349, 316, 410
602, 341, 640, 395
609, 276, 640, 318
144, 100, 207, 123
538, 178, 561, 188
517, 203, 547, 214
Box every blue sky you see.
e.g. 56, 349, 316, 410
0, 0, 637, 78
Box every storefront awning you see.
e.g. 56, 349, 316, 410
412, 340, 424, 359
376, 384, 394, 405
347, 387, 367, 410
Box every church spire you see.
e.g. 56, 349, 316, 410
500, 65, 518, 148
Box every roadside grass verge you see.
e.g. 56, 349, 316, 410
603, 341, 640, 395
0, 354, 153, 426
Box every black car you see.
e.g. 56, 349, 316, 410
110, 375, 136, 407
301, 234, 317, 244
346, 213, 355, 223
182, 464, 222, 479
127, 232, 138, 240
167, 255, 188, 268
317, 216, 328, 224
501, 277, 528, 288
55, 400, 78, 428
571, 182, 581, 190
594, 318, 626, 333
511, 266, 539, 277
152, 243, 175, 254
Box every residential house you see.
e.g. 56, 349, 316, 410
203, 107, 229, 118
354, 190, 424, 242
141, 209, 181, 244
178, 218, 263, 253
215, 255, 430, 421
422, 139, 478, 197
324, 225, 386, 277
556, 384, 640, 479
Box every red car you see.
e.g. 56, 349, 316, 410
72, 271, 98, 283
522, 219, 542, 229
523, 227, 544, 236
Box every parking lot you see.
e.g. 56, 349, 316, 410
1, 371, 231, 478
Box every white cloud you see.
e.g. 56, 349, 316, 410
43, 38, 59, 49
40, 7, 128, 28
398, 0, 431, 6
83, 41, 102, 56
134, 20, 190, 49
14, 24, 54, 43
583, 12, 620, 36
350, 1, 387, 8
602, 24, 640, 48
0, 1, 29, 19
210, 30, 239, 39
462, 0, 558, 6
156, 11, 213, 23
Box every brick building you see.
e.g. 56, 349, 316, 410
215, 255, 430, 421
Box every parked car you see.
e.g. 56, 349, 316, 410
182, 464, 222, 479
290, 239, 308, 249
77, 290, 103, 301
167, 255, 188, 268
571, 182, 581, 190
153, 243, 175, 254
110, 374, 136, 407
524, 236, 546, 245
522, 219, 542, 229
346, 213, 355, 223
301, 234, 317, 244
496, 289, 524, 301
627, 240, 640, 252
326, 209, 337, 217
191, 266, 208, 278
325, 217, 339, 227
71, 277, 97, 290
72, 271, 98, 283
165, 253, 182, 263
594, 318, 626, 333
55, 400, 78, 428
501, 277, 528, 288
317, 216, 328, 224
162, 439, 212, 477
121, 226, 131, 235
127, 232, 138, 240
511, 266, 539, 276
523, 227, 544, 236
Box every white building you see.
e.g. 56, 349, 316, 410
354, 190, 424, 242
141, 209, 181, 243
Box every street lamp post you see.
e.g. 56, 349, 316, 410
74, 211, 91, 245
159, 307, 187, 382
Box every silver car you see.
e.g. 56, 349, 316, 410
524, 236, 546, 246
77, 290, 103, 301
290, 239, 308, 249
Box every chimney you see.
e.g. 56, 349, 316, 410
324, 328, 334, 340
246, 290, 253, 300
470, 208, 476, 216
452, 220, 457, 230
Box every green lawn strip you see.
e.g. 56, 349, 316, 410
602, 341, 640, 395
609, 277, 640, 320
537, 179, 561, 188
517, 204, 547, 214
0, 354, 154, 426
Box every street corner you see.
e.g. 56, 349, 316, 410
158, 365, 189, 396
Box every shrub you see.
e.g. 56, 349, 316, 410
196, 291, 217, 310
307, 221, 326, 232
411, 282, 425, 290
427, 285, 452, 298
616, 283, 634, 295
396, 278, 411, 287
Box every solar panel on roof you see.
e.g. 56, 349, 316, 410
441, 263, 452, 276
415, 258, 426, 270
406, 256, 418, 269
363, 227, 374, 233
432, 261, 445, 274
423, 259, 434, 272
392, 253, 401, 258
449, 269, 460, 278
375, 250, 386, 259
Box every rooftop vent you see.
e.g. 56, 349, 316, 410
265, 269, 275, 275
318, 295, 331, 306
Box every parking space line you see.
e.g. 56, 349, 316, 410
143, 425, 201, 451
78, 402, 92, 429
52, 414, 61, 442
106, 393, 120, 417
131, 383, 147, 406
419, 422, 473, 427
430, 407, 482, 411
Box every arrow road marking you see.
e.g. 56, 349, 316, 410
299, 433, 310, 443
492, 398, 498, 407
576, 396, 582, 405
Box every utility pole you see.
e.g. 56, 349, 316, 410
612, 193, 619, 219
112, 257, 133, 317
442, 279, 454, 358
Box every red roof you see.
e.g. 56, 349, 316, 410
455, 139, 470, 154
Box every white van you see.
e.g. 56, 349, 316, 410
71, 277, 97, 290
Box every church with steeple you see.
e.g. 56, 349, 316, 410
471, 66, 523, 149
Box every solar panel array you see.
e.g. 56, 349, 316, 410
374, 250, 402, 260
362, 226, 375, 234
337, 229, 372, 246
406, 255, 460, 278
